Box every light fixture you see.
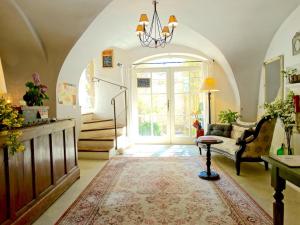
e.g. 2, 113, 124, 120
0, 58, 7, 96
136, 0, 178, 48
200, 77, 219, 124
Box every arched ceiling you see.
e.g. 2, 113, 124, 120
58, 0, 300, 120
0, 0, 111, 116
0, 0, 300, 120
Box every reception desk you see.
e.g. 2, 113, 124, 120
0, 120, 80, 225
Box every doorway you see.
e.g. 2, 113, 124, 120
133, 61, 206, 144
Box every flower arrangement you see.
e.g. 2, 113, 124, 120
218, 109, 240, 124
0, 97, 24, 154
23, 73, 49, 106
264, 91, 295, 154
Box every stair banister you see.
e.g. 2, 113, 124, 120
93, 76, 128, 150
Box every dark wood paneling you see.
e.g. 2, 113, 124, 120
51, 131, 65, 183
0, 120, 79, 225
0, 147, 8, 224
65, 128, 76, 173
34, 136, 52, 196
10, 141, 34, 214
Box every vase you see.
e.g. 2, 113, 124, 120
21, 106, 49, 124
285, 127, 293, 155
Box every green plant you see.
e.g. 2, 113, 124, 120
218, 109, 239, 124
264, 91, 295, 155
139, 122, 161, 136
0, 97, 24, 154
23, 73, 49, 106
281, 68, 297, 79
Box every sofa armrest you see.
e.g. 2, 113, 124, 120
235, 129, 255, 145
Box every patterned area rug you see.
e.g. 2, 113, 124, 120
56, 157, 272, 225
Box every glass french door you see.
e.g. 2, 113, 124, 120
133, 67, 204, 144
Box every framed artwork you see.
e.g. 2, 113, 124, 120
58, 82, 77, 105
102, 49, 113, 68
292, 32, 300, 56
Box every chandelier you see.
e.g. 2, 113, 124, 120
136, 0, 178, 48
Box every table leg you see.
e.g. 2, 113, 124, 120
272, 167, 286, 225
198, 143, 219, 180
206, 144, 211, 176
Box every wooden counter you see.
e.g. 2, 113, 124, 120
0, 120, 80, 225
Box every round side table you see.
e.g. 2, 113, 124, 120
196, 136, 223, 180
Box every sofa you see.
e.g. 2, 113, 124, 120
196, 116, 276, 175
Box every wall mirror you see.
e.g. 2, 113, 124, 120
264, 55, 284, 103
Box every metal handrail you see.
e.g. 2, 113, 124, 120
92, 77, 127, 89
111, 89, 128, 150
93, 77, 128, 149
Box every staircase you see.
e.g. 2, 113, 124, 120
78, 113, 128, 159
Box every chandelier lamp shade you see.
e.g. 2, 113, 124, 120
136, 1, 178, 48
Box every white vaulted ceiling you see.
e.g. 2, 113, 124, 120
0, 0, 300, 120
58, 0, 300, 120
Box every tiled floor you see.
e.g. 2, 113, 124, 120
34, 145, 300, 225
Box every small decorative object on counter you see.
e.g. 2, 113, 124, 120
23, 72, 49, 106
277, 144, 284, 155
22, 73, 49, 124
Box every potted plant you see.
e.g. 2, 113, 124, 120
264, 91, 295, 155
218, 109, 239, 124
22, 73, 49, 123
282, 68, 299, 84
0, 97, 24, 154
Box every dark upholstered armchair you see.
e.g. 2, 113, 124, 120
198, 116, 276, 175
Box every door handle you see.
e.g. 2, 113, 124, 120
167, 99, 170, 111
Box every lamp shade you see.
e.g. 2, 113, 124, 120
0, 58, 7, 95
200, 77, 219, 92
136, 25, 144, 35
139, 14, 149, 25
168, 15, 178, 27
162, 26, 170, 37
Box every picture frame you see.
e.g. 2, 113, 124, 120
102, 49, 113, 68
263, 55, 284, 103
292, 32, 300, 56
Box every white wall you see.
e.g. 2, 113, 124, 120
258, 5, 300, 155
88, 45, 238, 140
93, 48, 128, 119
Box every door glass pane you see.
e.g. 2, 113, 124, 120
173, 71, 204, 137
174, 116, 190, 136
137, 72, 168, 137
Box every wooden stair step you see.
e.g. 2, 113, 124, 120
81, 126, 124, 132
79, 137, 115, 141
78, 148, 111, 152
83, 119, 113, 124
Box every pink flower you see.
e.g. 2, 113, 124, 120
40, 84, 48, 93
32, 72, 41, 86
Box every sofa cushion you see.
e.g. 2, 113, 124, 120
200, 135, 240, 155
231, 125, 248, 140
206, 124, 232, 138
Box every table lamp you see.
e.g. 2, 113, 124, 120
0, 58, 7, 96
200, 77, 219, 124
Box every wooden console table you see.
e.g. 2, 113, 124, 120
0, 119, 80, 225
262, 156, 300, 225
